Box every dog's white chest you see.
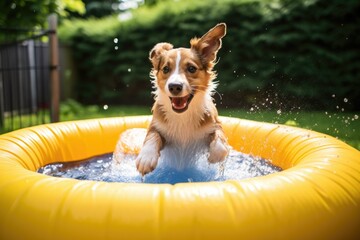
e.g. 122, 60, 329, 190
159, 140, 208, 170
155, 113, 215, 170
158, 109, 214, 144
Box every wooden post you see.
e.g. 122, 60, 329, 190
0, 64, 4, 130
48, 14, 60, 122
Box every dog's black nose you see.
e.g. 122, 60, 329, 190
168, 83, 183, 95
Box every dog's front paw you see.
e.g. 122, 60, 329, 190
208, 138, 229, 164
135, 149, 160, 176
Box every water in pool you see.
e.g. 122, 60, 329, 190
38, 150, 281, 184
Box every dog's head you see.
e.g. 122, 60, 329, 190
149, 23, 226, 113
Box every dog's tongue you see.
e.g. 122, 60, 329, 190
171, 96, 189, 109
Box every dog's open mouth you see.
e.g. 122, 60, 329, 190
169, 94, 194, 113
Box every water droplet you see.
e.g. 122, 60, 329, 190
332, 94, 336, 98
113, 38, 118, 44
344, 98, 348, 103
250, 107, 254, 112
103, 105, 108, 110
128, 68, 131, 72
277, 109, 282, 115
114, 46, 118, 50
354, 115, 359, 120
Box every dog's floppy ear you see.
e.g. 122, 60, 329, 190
190, 23, 226, 68
149, 42, 173, 69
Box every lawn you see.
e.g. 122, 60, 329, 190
219, 108, 360, 150
59, 103, 359, 150
1, 103, 359, 150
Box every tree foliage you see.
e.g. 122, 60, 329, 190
59, 0, 360, 110
0, 0, 85, 43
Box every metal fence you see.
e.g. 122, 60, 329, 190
0, 15, 59, 133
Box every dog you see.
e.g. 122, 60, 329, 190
136, 23, 230, 176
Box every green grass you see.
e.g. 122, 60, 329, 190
219, 108, 360, 150
1, 103, 359, 150
60, 104, 152, 121
61, 104, 359, 150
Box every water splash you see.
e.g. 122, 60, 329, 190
38, 150, 281, 184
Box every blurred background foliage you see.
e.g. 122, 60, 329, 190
0, 0, 85, 42
58, 0, 360, 111
1, 0, 359, 111
0, 0, 86, 22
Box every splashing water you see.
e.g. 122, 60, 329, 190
38, 150, 281, 184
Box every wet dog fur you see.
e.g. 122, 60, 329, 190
136, 23, 230, 176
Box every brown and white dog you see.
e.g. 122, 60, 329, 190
136, 23, 230, 176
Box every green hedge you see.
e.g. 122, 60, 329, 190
59, 0, 360, 110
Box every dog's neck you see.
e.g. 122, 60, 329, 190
152, 89, 216, 145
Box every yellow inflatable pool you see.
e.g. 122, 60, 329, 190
0, 116, 359, 240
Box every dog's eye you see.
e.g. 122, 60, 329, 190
162, 66, 170, 74
187, 66, 197, 73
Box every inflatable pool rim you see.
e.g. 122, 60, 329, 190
0, 115, 359, 240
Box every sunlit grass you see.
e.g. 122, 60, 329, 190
219, 108, 360, 150
1, 111, 51, 133
1, 104, 359, 150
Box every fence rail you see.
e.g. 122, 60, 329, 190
0, 15, 59, 133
